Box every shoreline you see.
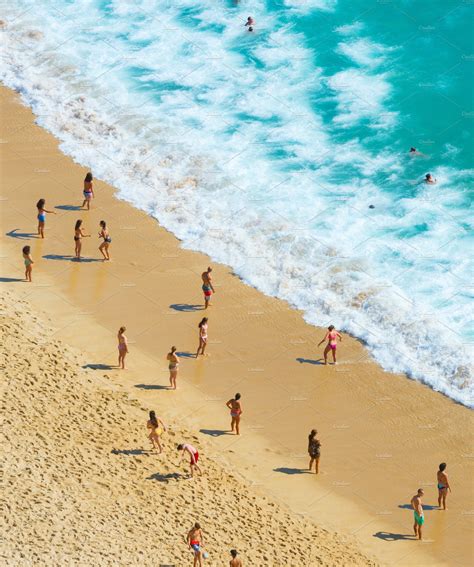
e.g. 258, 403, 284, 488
1, 85, 473, 565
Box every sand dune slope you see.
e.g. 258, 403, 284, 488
1, 289, 376, 566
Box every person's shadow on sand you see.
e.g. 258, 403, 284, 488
83, 363, 116, 370
111, 449, 148, 456
170, 303, 204, 312
398, 503, 438, 510
147, 472, 182, 483
200, 429, 231, 437
296, 357, 324, 365
55, 205, 83, 211
274, 467, 309, 475
373, 531, 415, 541
6, 229, 38, 240
135, 383, 170, 391
44, 254, 102, 263
0, 277, 25, 283
176, 351, 195, 358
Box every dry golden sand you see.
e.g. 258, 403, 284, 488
1, 289, 376, 566
1, 85, 473, 566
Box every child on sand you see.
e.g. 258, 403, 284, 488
177, 443, 202, 478
437, 462, 451, 510
98, 220, 111, 261
196, 318, 209, 357
22, 246, 33, 282
230, 549, 242, 566
186, 522, 205, 567
308, 429, 321, 474
146, 410, 166, 453
226, 393, 242, 435
74, 220, 91, 259
117, 326, 128, 369
36, 198, 56, 239
82, 172, 94, 209
167, 346, 179, 390
318, 325, 342, 365
411, 488, 424, 540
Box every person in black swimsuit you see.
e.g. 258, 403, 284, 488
308, 429, 321, 474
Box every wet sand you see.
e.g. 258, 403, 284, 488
1, 85, 473, 566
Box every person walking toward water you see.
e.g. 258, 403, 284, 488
22, 246, 33, 282
177, 443, 202, 478
74, 220, 91, 259
167, 346, 180, 389
437, 462, 451, 510
318, 325, 342, 365
36, 199, 56, 239
201, 267, 215, 309
230, 549, 242, 566
186, 522, 205, 566
82, 172, 94, 209
196, 318, 209, 357
411, 488, 424, 540
226, 393, 242, 435
117, 326, 128, 369
147, 410, 166, 453
308, 429, 321, 474
98, 220, 111, 260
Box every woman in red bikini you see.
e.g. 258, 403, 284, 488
226, 393, 242, 435
318, 325, 342, 365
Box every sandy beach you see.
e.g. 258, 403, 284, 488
1, 85, 473, 566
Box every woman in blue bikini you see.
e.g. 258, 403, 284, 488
36, 198, 56, 239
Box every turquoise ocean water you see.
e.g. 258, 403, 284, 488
1, 0, 473, 405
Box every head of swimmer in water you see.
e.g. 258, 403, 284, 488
149, 410, 158, 427
84, 172, 93, 182
75, 219, 83, 231
118, 326, 126, 334
36, 198, 45, 210
23, 245, 31, 256
410, 147, 417, 153
439, 462, 447, 472
425, 173, 433, 181
328, 325, 335, 331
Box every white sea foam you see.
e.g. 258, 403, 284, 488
1, 1, 472, 407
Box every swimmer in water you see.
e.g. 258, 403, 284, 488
424, 173, 437, 184
245, 16, 254, 31
74, 219, 91, 259
36, 198, 56, 239
147, 410, 167, 453
22, 245, 34, 282
318, 325, 342, 365
437, 462, 451, 510
226, 393, 242, 435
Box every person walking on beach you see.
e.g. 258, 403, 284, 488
437, 462, 451, 510
411, 488, 424, 540
196, 318, 209, 357
201, 267, 215, 309
308, 429, 321, 474
36, 198, 56, 239
22, 246, 34, 282
82, 172, 94, 209
117, 326, 128, 369
98, 220, 111, 260
177, 443, 202, 478
147, 410, 166, 453
167, 346, 180, 390
74, 220, 91, 259
186, 522, 205, 566
230, 549, 242, 566
226, 393, 242, 435
318, 325, 342, 365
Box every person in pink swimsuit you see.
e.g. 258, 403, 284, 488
196, 317, 208, 357
318, 325, 342, 365
177, 443, 202, 478
226, 393, 242, 435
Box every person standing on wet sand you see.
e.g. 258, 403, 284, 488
82, 172, 94, 210
226, 393, 242, 435
230, 549, 242, 566
36, 198, 56, 239
22, 246, 34, 282
177, 443, 202, 478
201, 267, 215, 309
308, 429, 321, 474
98, 220, 111, 261
186, 522, 205, 567
74, 220, 91, 259
117, 326, 128, 369
437, 462, 451, 510
167, 346, 180, 390
196, 317, 209, 357
318, 325, 342, 365
411, 488, 424, 540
